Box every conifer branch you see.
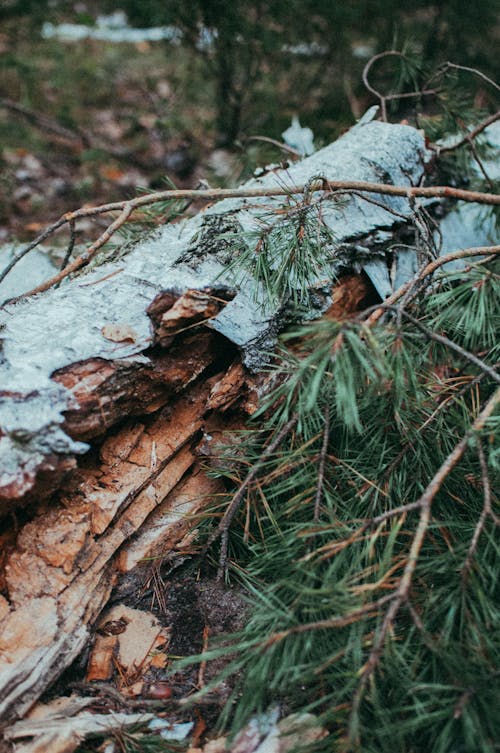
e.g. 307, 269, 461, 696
461, 441, 497, 581
437, 110, 500, 153
370, 367, 496, 495
261, 594, 394, 645
365, 245, 500, 326
349, 386, 500, 739
313, 409, 330, 521
201, 415, 299, 579
436, 62, 500, 94
374, 304, 500, 384
362, 50, 438, 122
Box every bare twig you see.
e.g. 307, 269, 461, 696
56, 218, 77, 285
2, 181, 499, 304
0, 97, 85, 143
0, 217, 68, 289
362, 51, 437, 122
463, 132, 495, 190
437, 62, 500, 94
245, 135, 301, 157
437, 110, 500, 154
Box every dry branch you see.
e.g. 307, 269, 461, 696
2, 180, 499, 302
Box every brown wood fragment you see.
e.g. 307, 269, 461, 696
116, 464, 224, 572
53, 332, 222, 440
325, 273, 376, 320
87, 605, 169, 686
147, 288, 234, 347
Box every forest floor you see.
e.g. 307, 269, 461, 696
0, 15, 353, 250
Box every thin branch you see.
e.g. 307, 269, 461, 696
463, 132, 495, 190
437, 110, 500, 154
370, 500, 423, 528
365, 245, 500, 326
462, 441, 496, 580
0, 217, 68, 288
362, 51, 436, 122
438, 62, 500, 94
331, 189, 411, 221
313, 408, 330, 521
56, 217, 77, 284
200, 415, 298, 579
2, 182, 499, 305
375, 304, 500, 384
3, 204, 134, 303
244, 135, 301, 157
260, 594, 394, 646
372, 368, 495, 494
0, 97, 84, 143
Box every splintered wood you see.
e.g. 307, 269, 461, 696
0, 287, 252, 725
0, 273, 371, 728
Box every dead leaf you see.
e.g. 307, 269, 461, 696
101, 323, 138, 343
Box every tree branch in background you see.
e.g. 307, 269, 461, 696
362, 51, 438, 122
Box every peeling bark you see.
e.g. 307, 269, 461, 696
0, 118, 430, 510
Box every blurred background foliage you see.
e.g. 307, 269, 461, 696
0, 1, 498, 237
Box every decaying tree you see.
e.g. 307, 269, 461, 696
0, 110, 499, 752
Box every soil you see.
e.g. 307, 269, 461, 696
36, 560, 250, 749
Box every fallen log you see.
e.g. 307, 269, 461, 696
0, 114, 429, 509
0, 115, 439, 727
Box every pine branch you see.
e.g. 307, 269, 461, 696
313, 408, 330, 522
438, 110, 500, 154
373, 304, 500, 384
461, 441, 498, 581
201, 415, 299, 579
362, 50, 438, 122
366, 245, 500, 326
349, 386, 500, 743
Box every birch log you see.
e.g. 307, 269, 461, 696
0, 116, 430, 725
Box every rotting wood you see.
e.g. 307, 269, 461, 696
0, 374, 243, 722
116, 464, 225, 573
52, 331, 222, 441
86, 604, 170, 686
0, 117, 433, 511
